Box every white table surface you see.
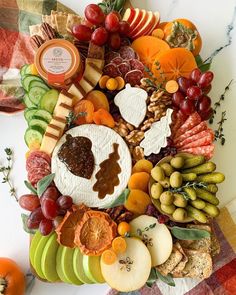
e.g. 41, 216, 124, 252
0, 0, 236, 294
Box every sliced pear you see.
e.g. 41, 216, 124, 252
30, 230, 42, 268
73, 248, 94, 284
129, 215, 173, 266
56, 245, 72, 284
83, 255, 105, 284
101, 237, 151, 292
41, 232, 60, 282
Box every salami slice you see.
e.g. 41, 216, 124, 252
26, 151, 51, 172
124, 69, 143, 86
118, 46, 136, 60
174, 121, 208, 145
128, 59, 144, 72
176, 128, 214, 148
179, 131, 214, 149
111, 56, 123, 65
179, 144, 214, 160
118, 62, 131, 77
171, 111, 186, 137
105, 51, 120, 64
103, 63, 121, 78
28, 168, 50, 185
173, 112, 202, 140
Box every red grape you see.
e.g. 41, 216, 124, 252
41, 198, 59, 220
172, 91, 185, 107
84, 4, 105, 26
91, 27, 108, 46
119, 21, 130, 36
57, 195, 73, 210
190, 68, 201, 83
53, 216, 64, 228
108, 32, 121, 50
202, 84, 212, 94
81, 18, 94, 28
40, 186, 60, 203
39, 219, 53, 236
72, 24, 92, 41
112, 11, 122, 21
19, 194, 40, 211
200, 107, 213, 120
180, 99, 196, 115
198, 71, 214, 88
28, 207, 44, 229
197, 95, 212, 112
177, 77, 193, 94
186, 86, 202, 100
105, 12, 120, 32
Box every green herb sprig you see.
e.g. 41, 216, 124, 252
146, 267, 175, 287
136, 223, 156, 237
66, 111, 86, 128
214, 111, 227, 145
0, 148, 18, 202
169, 181, 207, 200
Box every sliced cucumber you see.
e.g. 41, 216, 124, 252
24, 108, 37, 122
24, 126, 44, 147
29, 118, 48, 131
32, 109, 52, 123
20, 64, 29, 77
29, 86, 47, 105
29, 80, 50, 91
23, 94, 37, 108
22, 75, 45, 91
39, 89, 59, 114
25, 65, 32, 75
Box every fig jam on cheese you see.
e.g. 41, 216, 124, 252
58, 134, 94, 179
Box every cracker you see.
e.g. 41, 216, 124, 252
29, 24, 43, 38
55, 13, 68, 35
186, 224, 212, 253
66, 14, 81, 33
171, 242, 188, 276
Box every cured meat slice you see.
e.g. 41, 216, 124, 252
28, 168, 50, 185
171, 111, 186, 136
26, 151, 51, 172
174, 121, 208, 145
176, 128, 214, 148
179, 144, 215, 160
179, 130, 214, 149
111, 56, 123, 65
173, 112, 202, 140
105, 51, 120, 64
27, 158, 51, 173
118, 62, 131, 77
118, 46, 136, 60
103, 63, 121, 78
128, 59, 144, 72
124, 69, 143, 86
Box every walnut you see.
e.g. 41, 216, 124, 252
104, 206, 133, 223
114, 119, 135, 138
141, 118, 155, 131
30, 35, 45, 50
125, 130, 144, 145
41, 22, 57, 40
150, 90, 165, 102
132, 146, 144, 162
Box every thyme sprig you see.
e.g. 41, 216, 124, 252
144, 66, 165, 91
136, 223, 156, 237
66, 111, 86, 128
215, 111, 227, 145
0, 148, 18, 202
169, 182, 207, 200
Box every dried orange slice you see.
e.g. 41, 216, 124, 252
74, 211, 117, 256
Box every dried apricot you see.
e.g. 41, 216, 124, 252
124, 189, 151, 214
74, 99, 94, 125
112, 237, 127, 254
86, 90, 110, 112
117, 222, 131, 236
128, 172, 150, 192
132, 159, 153, 174
101, 249, 117, 265
93, 108, 115, 128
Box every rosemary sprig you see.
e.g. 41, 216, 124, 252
0, 148, 18, 202
169, 182, 207, 200
214, 111, 227, 145
209, 79, 233, 124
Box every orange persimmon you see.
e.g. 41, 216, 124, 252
0, 257, 25, 295
93, 108, 115, 128
74, 99, 94, 125
152, 48, 197, 82
163, 19, 202, 56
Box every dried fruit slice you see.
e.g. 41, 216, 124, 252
74, 211, 117, 256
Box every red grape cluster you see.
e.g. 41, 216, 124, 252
19, 187, 73, 236
172, 69, 214, 120
72, 4, 130, 49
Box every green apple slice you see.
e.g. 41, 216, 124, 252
30, 230, 42, 268
56, 245, 72, 284
101, 237, 151, 292
73, 248, 94, 284
41, 232, 60, 282
130, 215, 173, 266
60, 246, 83, 285
83, 255, 105, 284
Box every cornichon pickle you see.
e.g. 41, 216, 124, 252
170, 156, 185, 169
172, 208, 187, 221
173, 193, 187, 207
182, 162, 216, 175
161, 204, 176, 214
159, 177, 171, 188
183, 187, 197, 200
196, 172, 225, 184
151, 183, 163, 199
182, 155, 205, 169
160, 191, 174, 205
195, 188, 219, 205
190, 198, 206, 209
205, 184, 218, 193
186, 205, 208, 223
151, 166, 165, 182
181, 173, 197, 181
170, 171, 183, 188
160, 163, 174, 176
202, 202, 220, 217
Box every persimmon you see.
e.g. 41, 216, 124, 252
163, 19, 202, 56
152, 48, 197, 82
73, 99, 94, 125
93, 108, 115, 128
0, 257, 25, 295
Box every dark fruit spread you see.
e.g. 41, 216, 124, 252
58, 134, 94, 179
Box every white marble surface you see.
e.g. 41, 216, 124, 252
0, 0, 236, 294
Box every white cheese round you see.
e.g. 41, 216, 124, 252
52, 125, 132, 208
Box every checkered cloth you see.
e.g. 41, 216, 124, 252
107, 199, 236, 295
0, 0, 74, 114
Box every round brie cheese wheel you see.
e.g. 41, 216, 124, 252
52, 125, 132, 208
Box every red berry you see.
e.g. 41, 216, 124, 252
190, 68, 201, 83
180, 99, 196, 115
105, 12, 120, 32
198, 71, 214, 88
186, 86, 203, 100
39, 219, 53, 236
72, 24, 92, 41
84, 4, 105, 26
28, 207, 44, 229
108, 32, 121, 50
118, 21, 130, 36
202, 84, 212, 94
19, 194, 40, 212
172, 91, 185, 107
40, 186, 60, 204
91, 27, 108, 46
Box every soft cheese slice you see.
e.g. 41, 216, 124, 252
68, 83, 85, 102
83, 63, 103, 86
114, 84, 148, 128
52, 125, 132, 208
46, 124, 62, 137
40, 133, 59, 155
